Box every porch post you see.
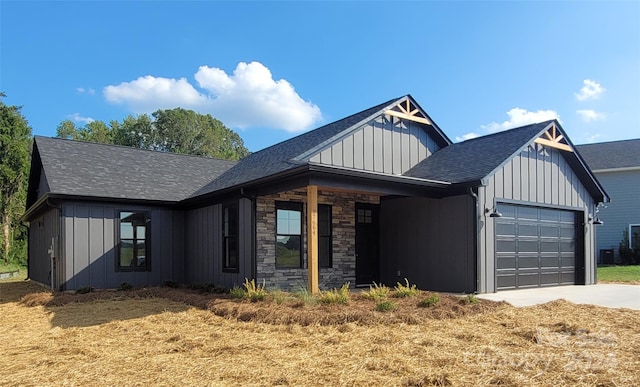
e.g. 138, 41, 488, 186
307, 185, 319, 294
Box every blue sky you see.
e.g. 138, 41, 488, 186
1, 1, 638, 152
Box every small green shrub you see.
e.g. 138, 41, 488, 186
162, 280, 179, 289
243, 278, 267, 302
393, 278, 418, 298
117, 282, 133, 291
375, 300, 397, 312
76, 286, 94, 294
229, 286, 245, 299
292, 287, 317, 305
460, 293, 479, 305
319, 283, 350, 305
419, 293, 440, 307
362, 282, 390, 301
188, 283, 227, 293
270, 290, 289, 305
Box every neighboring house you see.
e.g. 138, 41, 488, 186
23, 95, 608, 293
576, 139, 640, 263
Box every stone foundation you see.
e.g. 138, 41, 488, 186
256, 188, 379, 291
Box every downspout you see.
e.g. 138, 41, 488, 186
468, 187, 480, 293
240, 188, 257, 281
46, 198, 62, 291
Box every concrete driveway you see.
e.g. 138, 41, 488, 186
478, 284, 640, 310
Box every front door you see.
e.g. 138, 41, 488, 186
355, 203, 380, 285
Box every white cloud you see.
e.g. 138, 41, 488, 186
481, 108, 560, 133
455, 132, 480, 142
69, 113, 94, 124
576, 109, 605, 122
103, 61, 322, 132
76, 87, 95, 95
575, 79, 605, 101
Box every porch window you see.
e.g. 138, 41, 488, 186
319, 204, 332, 268
118, 211, 150, 271
223, 202, 239, 271
276, 202, 302, 268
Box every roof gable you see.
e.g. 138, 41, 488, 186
190, 95, 451, 198
405, 120, 609, 202
576, 138, 640, 171
294, 96, 451, 175
31, 136, 237, 203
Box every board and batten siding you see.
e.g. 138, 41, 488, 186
60, 201, 184, 290
379, 195, 476, 293
184, 198, 253, 288
478, 144, 597, 292
309, 115, 441, 175
28, 207, 60, 288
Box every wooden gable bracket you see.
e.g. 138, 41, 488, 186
533, 123, 573, 152
384, 99, 433, 126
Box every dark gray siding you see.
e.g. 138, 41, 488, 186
478, 144, 597, 292
309, 115, 440, 175
184, 198, 253, 288
28, 207, 60, 288
37, 168, 50, 200
590, 170, 640, 260
60, 201, 184, 290
379, 195, 475, 293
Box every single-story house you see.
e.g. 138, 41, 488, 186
23, 95, 609, 293
576, 139, 640, 263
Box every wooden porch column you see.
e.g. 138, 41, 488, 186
307, 185, 319, 294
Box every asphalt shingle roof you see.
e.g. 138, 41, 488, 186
576, 139, 640, 171
405, 121, 553, 184
190, 97, 402, 197
35, 136, 237, 202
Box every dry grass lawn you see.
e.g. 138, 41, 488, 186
1, 276, 638, 386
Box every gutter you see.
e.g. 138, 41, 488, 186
240, 188, 257, 281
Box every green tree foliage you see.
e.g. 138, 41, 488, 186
0, 93, 32, 264
56, 109, 249, 160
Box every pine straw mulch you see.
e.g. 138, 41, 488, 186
17, 286, 504, 326
1, 277, 639, 386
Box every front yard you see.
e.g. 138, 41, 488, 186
598, 265, 640, 284
1, 275, 638, 386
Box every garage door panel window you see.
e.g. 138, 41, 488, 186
496, 223, 516, 236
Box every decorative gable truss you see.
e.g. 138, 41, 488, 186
534, 122, 573, 152
303, 97, 449, 175
383, 98, 434, 126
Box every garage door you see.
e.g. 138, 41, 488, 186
495, 203, 577, 290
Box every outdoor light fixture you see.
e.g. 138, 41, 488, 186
485, 207, 503, 218
588, 214, 604, 225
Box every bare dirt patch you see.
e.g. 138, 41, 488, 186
1, 277, 638, 386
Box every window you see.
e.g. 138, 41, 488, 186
223, 202, 239, 271
118, 211, 150, 271
357, 208, 373, 224
630, 225, 640, 249
319, 204, 332, 268
276, 202, 302, 268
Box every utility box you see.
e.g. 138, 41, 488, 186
600, 249, 614, 265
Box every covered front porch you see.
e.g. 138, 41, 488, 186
254, 181, 476, 294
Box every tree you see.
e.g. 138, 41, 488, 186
151, 108, 249, 160
0, 93, 32, 264
55, 109, 249, 160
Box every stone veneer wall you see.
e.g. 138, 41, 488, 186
255, 188, 380, 291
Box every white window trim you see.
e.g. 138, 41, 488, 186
629, 224, 640, 249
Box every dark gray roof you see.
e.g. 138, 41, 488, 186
576, 139, 640, 170
190, 97, 403, 197
405, 121, 553, 183
34, 136, 237, 202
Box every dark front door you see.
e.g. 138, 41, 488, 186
355, 203, 380, 285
